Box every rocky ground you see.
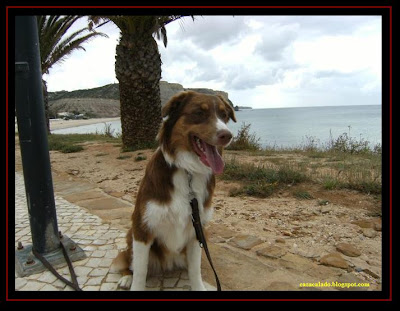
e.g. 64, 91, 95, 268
14, 140, 382, 291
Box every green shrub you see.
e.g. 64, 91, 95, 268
59, 144, 84, 153
222, 158, 308, 198
323, 177, 340, 190
116, 154, 132, 160
48, 136, 83, 153
227, 122, 261, 151
122, 140, 158, 152
135, 155, 147, 161
230, 182, 277, 198
327, 127, 374, 155
47, 133, 121, 154
293, 190, 314, 200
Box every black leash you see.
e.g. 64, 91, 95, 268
32, 241, 82, 291
190, 197, 222, 291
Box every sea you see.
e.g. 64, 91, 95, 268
52, 105, 382, 149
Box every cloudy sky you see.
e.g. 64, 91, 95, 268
44, 15, 382, 109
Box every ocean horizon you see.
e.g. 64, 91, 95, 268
52, 104, 382, 149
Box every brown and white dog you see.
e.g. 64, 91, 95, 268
112, 91, 236, 291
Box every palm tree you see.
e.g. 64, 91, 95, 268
90, 16, 190, 150
37, 15, 107, 133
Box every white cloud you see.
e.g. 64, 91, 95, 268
45, 15, 382, 109
254, 22, 299, 61
293, 34, 375, 73
173, 16, 248, 50
45, 20, 119, 91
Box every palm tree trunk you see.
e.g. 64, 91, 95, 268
115, 32, 162, 150
42, 79, 51, 134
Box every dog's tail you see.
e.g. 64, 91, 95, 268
110, 228, 133, 276
110, 250, 132, 275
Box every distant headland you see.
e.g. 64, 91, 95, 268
48, 81, 237, 118
234, 106, 253, 111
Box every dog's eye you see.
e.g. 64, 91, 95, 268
194, 110, 205, 117
218, 110, 228, 120
186, 109, 208, 124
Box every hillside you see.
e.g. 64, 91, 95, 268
48, 83, 120, 101
48, 98, 121, 118
48, 81, 234, 118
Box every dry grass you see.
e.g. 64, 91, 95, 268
222, 124, 381, 197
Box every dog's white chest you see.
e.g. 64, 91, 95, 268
144, 169, 213, 253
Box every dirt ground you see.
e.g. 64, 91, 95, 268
14, 139, 383, 291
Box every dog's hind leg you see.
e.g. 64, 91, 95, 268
111, 249, 130, 273
111, 250, 134, 289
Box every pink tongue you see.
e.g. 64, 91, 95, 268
201, 142, 224, 175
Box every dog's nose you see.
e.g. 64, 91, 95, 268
217, 130, 233, 145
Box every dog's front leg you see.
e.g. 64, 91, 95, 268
187, 238, 207, 291
131, 240, 152, 291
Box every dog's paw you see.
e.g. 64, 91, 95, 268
130, 282, 146, 291
191, 282, 207, 291
117, 275, 133, 289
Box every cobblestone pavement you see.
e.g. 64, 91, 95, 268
14, 172, 216, 292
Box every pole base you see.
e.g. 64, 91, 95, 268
15, 235, 86, 277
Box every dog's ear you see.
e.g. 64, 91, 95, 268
159, 91, 193, 148
162, 91, 192, 119
217, 95, 237, 123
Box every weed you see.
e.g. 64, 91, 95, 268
135, 155, 147, 161
117, 154, 132, 160
47, 133, 120, 154
227, 122, 261, 151
59, 144, 84, 153
277, 167, 308, 184
122, 140, 158, 152
103, 123, 115, 138
229, 182, 277, 198
222, 158, 308, 197
327, 127, 373, 155
323, 177, 340, 190
293, 190, 314, 200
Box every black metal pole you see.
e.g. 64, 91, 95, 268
15, 16, 60, 254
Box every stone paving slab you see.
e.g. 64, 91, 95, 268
14, 172, 216, 292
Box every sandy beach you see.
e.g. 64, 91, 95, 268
15, 117, 120, 133
50, 117, 120, 130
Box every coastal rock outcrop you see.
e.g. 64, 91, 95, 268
49, 81, 233, 118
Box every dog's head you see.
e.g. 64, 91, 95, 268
158, 91, 237, 175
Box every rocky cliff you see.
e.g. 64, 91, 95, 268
49, 81, 233, 118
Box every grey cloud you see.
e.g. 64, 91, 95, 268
294, 16, 380, 36
174, 16, 249, 50
223, 65, 281, 90
284, 69, 379, 95
250, 16, 379, 37
161, 39, 214, 66
160, 39, 222, 83
254, 24, 298, 61
161, 15, 380, 99
193, 66, 222, 82
313, 70, 368, 82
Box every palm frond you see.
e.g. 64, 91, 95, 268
88, 15, 192, 50
38, 15, 107, 74
46, 31, 106, 73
